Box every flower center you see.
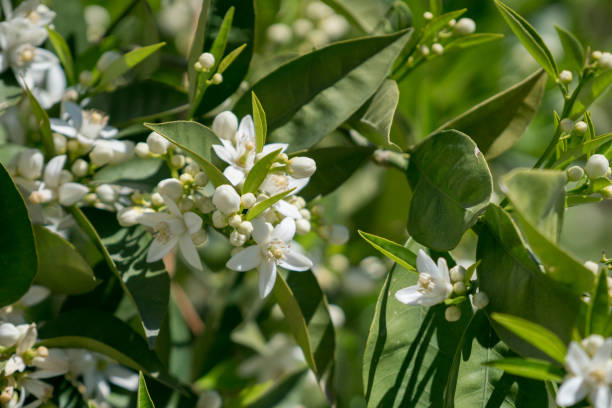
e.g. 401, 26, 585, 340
589, 366, 607, 384
264, 240, 287, 262
417, 273, 435, 294
154, 222, 172, 244
27, 10, 40, 24
19, 45, 35, 65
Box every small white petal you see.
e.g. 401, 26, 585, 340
162, 194, 182, 217
258, 260, 277, 298
137, 212, 173, 229
251, 217, 272, 244
212, 144, 235, 165
58, 182, 89, 206
183, 211, 203, 234
226, 246, 262, 271
49, 119, 77, 137
566, 342, 590, 375
592, 338, 612, 365
416, 249, 438, 276
556, 376, 587, 407
261, 143, 288, 155
592, 385, 610, 408
272, 217, 296, 243
105, 365, 139, 391
278, 250, 312, 271
223, 166, 246, 186
274, 200, 302, 219
146, 235, 179, 263
178, 234, 202, 270
238, 115, 255, 142
395, 285, 422, 305
43, 154, 66, 188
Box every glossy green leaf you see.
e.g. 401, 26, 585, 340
477, 204, 580, 360
300, 146, 375, 200
443, 33, 504, 53
24, 86, 54, 157
588, 269, 610, 336
358, 230, 416, 272
569, 70, 612, 120
0, 163, 37, 307
244, 188, 294, 221
494, 0, 558, 80
138, 372, 156, 408
97, 42, 166, 91
491, 314, 567, 364
434, 70, 547, 159
242, 148, 280, 194
188, 0, 211, 101
407, 130, 492, 251
93, 158, 163, 184
234, 30, 412, 152
555, 25, 585, 73
34, 225, 98, 294
71, 207, 170, 348
46, 28, 75, 84
502, 169, 594, 295
251, 92, 267, 153
321, 0, 395, 33
484, 358, 564, 382
218, 44, 246, 74
145, 121, 231, 187
208, 7, 234, 66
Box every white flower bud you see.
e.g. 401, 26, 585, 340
184, 163, 200, 175
419, 44, 430, 56
288, 157, 316, 178
453, 281, 466, 295
96, 184, 117, 203
179, 197, 194, 212
472, 291, 489, 309
198, 52, 215, 70
566, 165, 584, 181
84, 193, 98, 205
267, 23, 293, 45
71, 159, 89, 178
117, 207, 149, 227
237, 220, 253, 236
179, 173, 193, 184
574, 121, 588, 134
599, 52, 612, 70
135, 142, 150, 158
423, 11, 433, 20
67, 139, 80, 153
291, 196, 306, 209
584, 261, 600, 274
194, 61, 203, 71
328, 224, 349, 245
296, 218, 311, 235
212, 210, 228, 228
293, 18, 313, 38
211, 73, 223, 84
306, 1, 333, 20
171, 154, 185, 168
454, 18, 476, 35
0, 323, 20, 347
213, 184, 241, 214
584, 154, 610, 179
432, 43, 444, 55
192, 229, 208, 247
329, 304, 346, 327
240, 193, 256, 209
299, 209, 311, 220
212, 111, 238, 140
197, 390, 222, 408
158, 178, 183, 202
147, 132, 170, 155
582, 334, 605, 357
89, 144, 114, 167
450, 265, 466, 282
559, 70, 573, 84
320, 15, 349, 40
58, 182, 89, 206
189, 172, 206, 187
18, 149, 44, 180
445, 305, 461, 322
151, 192, 164, 207
53, 133, 67, 154
96, 51, 120, 71
592, 51, 602, 60
560, 118, 574, 133
229, 230, 247, 247
228, 214, 242, 228
196, 196, 214, 213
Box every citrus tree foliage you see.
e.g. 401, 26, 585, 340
0, 0, 612, 407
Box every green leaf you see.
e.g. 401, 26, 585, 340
242, 148, 280, 194
554, 25, 585, 74
321, 0, 395, 33
24, 86, 54, 157
484, 358, 564, 382
0, 78, 23, 111
0, 143, 26, 166
358, 230, 416, 272
273, 270, 335, 384
569, 70, 612, 120
92, 157, 163, 184
350, 80, 401, 150
145, 121, 231, 187
47, 27, 75, 84
588, 269, 610, 336
494, 0, 558, 80
477, 204, 580, 361
218, 44, 246, 74
502, 169, 594, 295
33, 225, 98, 294
138, 372, 156, 408
434, 70, 547, 159
71, 207, 170, 348
552, 133, 612, 169
300, 145, 375, 200
491, 314, 567, 364
251, 92, 267, 153
241, 370, 307, 408
0, 163, 37, 307
208, 7, 234, 66
407, 130, 492, 251
443, 33, 504, 53
244, 188, 295, 221
96, 42, 166, 91
234, 30, 413, 152
188, 0, 211, 101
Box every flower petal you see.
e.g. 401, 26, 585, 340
146, 235, 178, 263
287, 176, 309, 194
63, 101, 83, 129
417, 249, 438, 276
43, 154, 66, 188
49, 118, 76, 137
592, 338, 612, 365
395, 285, 421, 305
274, 200, 302, 219
223, 166, 246, 186
178, 234, 202, 271
184, 212, 203, 234
251, 217, 272, 244
556, 376, 587, 407
58, 182, 89, 206
272, 217, 295, 243
565, 342, 590, 375
161, 194, 182, 217
99, 126, 118, 139
237, 115, 255, 143
591, 385, 610, 408
105, 364, 139, 391
278, 249, 312, 271
436, 257, 450, 283
137, 212, 172, 229
261, 143, 288, 155
213, 143, 235, 165
258, 260, 277, 298
226, 246, 261, 271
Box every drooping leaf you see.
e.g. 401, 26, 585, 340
494, 0, 558, 80
407, 130, 492, 251
358, 230, 416, 272
434, 70, 547, 159
96, 42, 166, 91
92, 158, 163, 184
145, 121, 231, 187
34, 225, 98, 294
234, 30, 413, 152
241, 148, 280, 194
501, 169, 594, 295
484, 358, 564, 382
251, 92, 267, 153
569, 70, 612, 120
300, 146, 375, 200
46, 27, 75, 84
0, 163, 37, 307
138, 372, 156, 408
554, 25, 585, 74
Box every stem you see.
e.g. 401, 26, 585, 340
188, 74, 211, 120
372, 150, 410, 172
116, 104, 190, 127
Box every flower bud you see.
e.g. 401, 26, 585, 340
71, 159, 89, 178
179, 173, 193, 184
299, 209, 311, 219
566, 165, 584, 181
171, 154, 185, 168
599, 52, 612, 70
266, 23, 293, 45
582, 334, 604, 357
147, 132, 170, 155
237, 220, 253, 236
53, 133, 67, 154
194, 172, 209, 186
241, 192, 256, 209
584, 154, 610, 179
602, 185, 612, 199
453, 281, 466, 295
419, 44, 430, 56
328, 224, 349, 245
58, 182, 89, 206
592, 51, 602, 60
85, 192, 98, 205
96, 184, 117, 203
450, 265, 466, 283
228, 214, 242, 228
291, 196, 306, 209
192, 229, 208, 247
196, 196, 214, 213
212, 210, 228, 228
179, 197, 194, 212
151, 192, 164, 207
117, 207, 149, 227
560, 118, 574, 133
198, 52, 215, 70
574, 121, 588, 134
135, 142, 150, 158
212, 111, 238, 140
213, 184, 241, 214
229, 230, 246, 247
454, 18, 475, 35
431, 43, 444, 55
158, 178, 183, 202
0, 323, 20, 347
472, 291, 489, 309
296, 218, 311, 234
293, 18, 313, 38
184, 163, 200, 175
288, 157, 316, 178
29, 189, 54, 204
445, 305, 461, 322
423, 11, 433, 20
211, 73, 223, 85
89, 144, 114, 167
559, 70, 573, 84
18, 149, 44, 180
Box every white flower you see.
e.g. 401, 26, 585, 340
288, 156, 316, 179
212, 111, 238, 140
28, 155, 89, 206
15, 48, 65, 108
560, 70, 573, 84
3, 323, 37, 376
138, 194, 203, 270
259, 173, 309, 219
585, 154, 610, 179
226, 217, 313, 297
395, 249, 453, 306
556, 335, 612, 408
212, 184, 241, 215
30, 348, 69, 378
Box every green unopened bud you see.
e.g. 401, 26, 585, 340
574, 121, 588, 134
567, 165, 584, 181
